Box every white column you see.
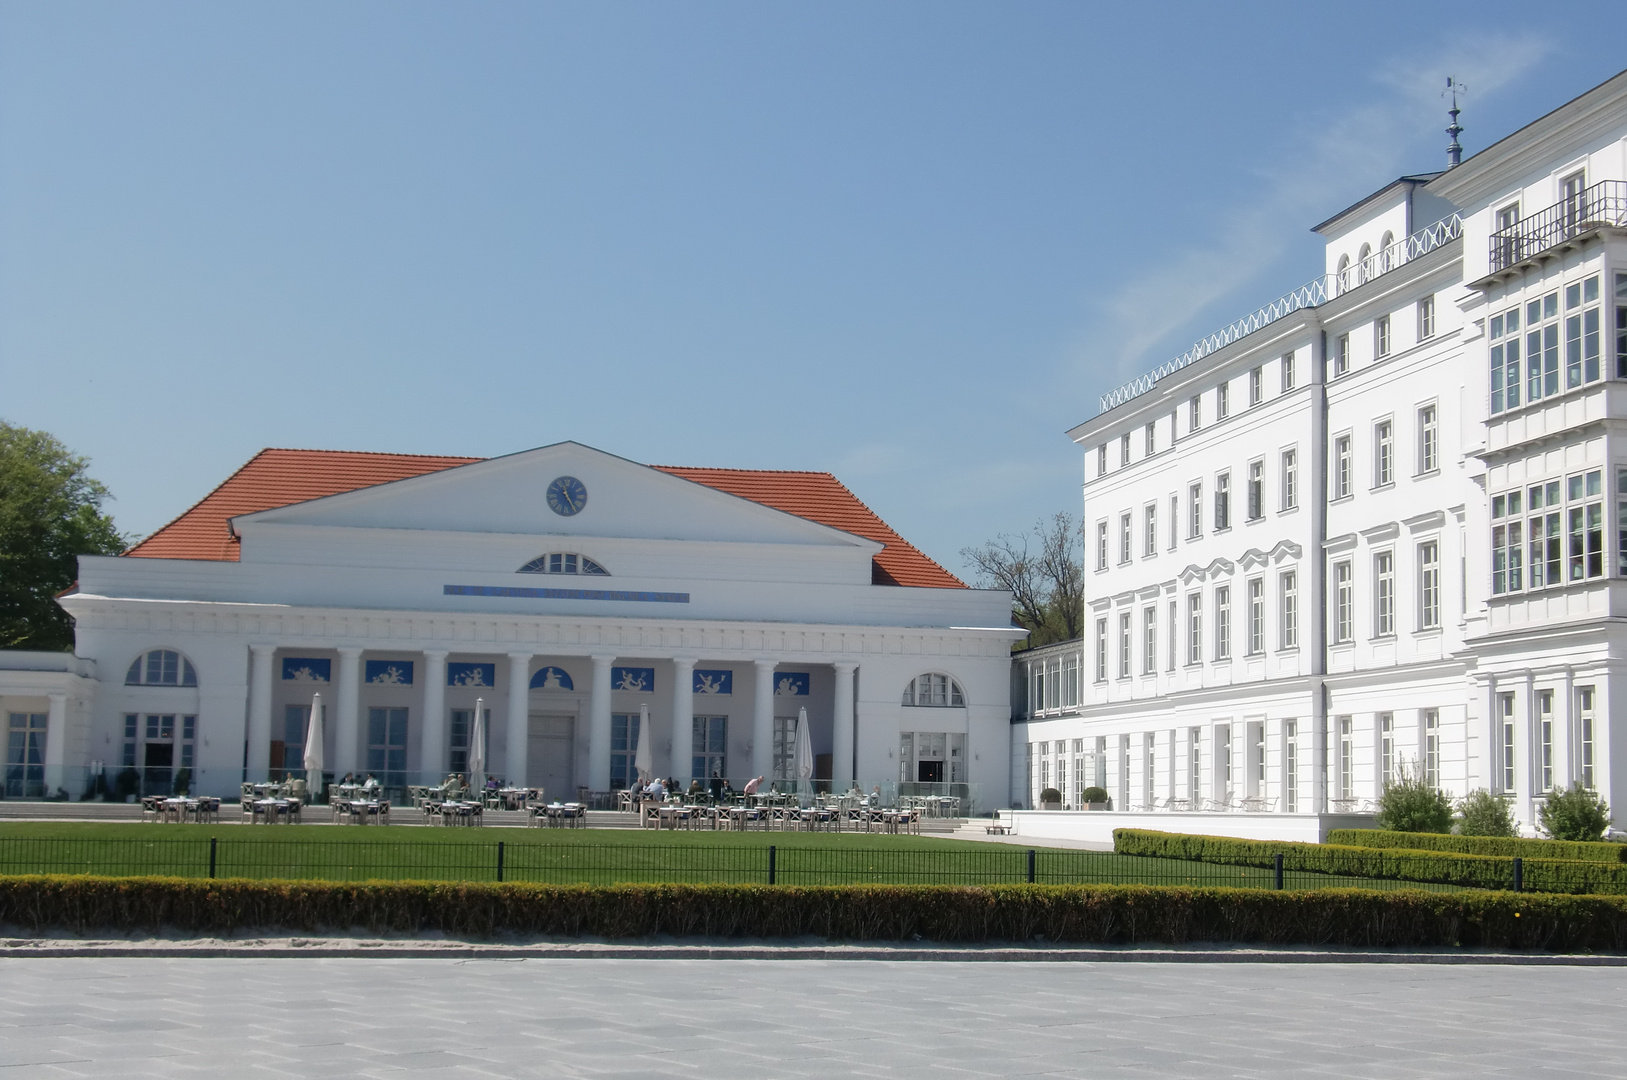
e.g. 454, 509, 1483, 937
587, 654, 615, 793
507, 652, 532, 787
831, 662, 856, 789
670, 658, 696, 788
753, 660, 776, 780
421, 650, 448, 782
334, 647, 363, 778
247, 645, 276, 779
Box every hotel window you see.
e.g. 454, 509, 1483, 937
1218, 725, 1233, 796
1214, 472, 1231, 530
1417, 404, 1438, 474
1374, 314, 1391, 359
1097, 444, 1107, 476
1249, 366, 1263, 407
1618, 468, 1627, 576
1418, 294, 1436, 340
1489, 277, 1601, 414
1186, 593, 1201, 666
1188, 483, 1202, 539
1281, 352, 1296, 392
1030, 664, 1045, 713
1538, 690, 1554, 792
1616, 273, 1627, 378
1145, 422, 1156, 456
1281, 448, 1297, 510
1169, 494, 1179, 550
125, 649, 198, 687
1418, 540, 1440, 629
519, 552, 609, 575
1094, 619, 1107, 682
1373, 551, 1395, 637
5, 712, 47, 798
1373, 419, 1393, 487
1333, 436, 1352, 499
1246, 577, 1264, 655
1189, 395, 1201, 432
1118, 613, 1131, 680
1566, 470, 1604, 581
1333, 561, 1353, 644
1379, 713, 1395, 790
1499, 692, 1517, 794
1189, 727, 1202, 801
1283, 720, 1298, 812
1334, 333, 1351, 378
1280, 570, 1298, 649
905, 673, 965, 707
1247, 460, 1264, 521
1120, 433, 1131, 467
1167, 600, 1178, 671
1214, 585, 1231, 660
1142, 607, 1157, 675
1488, 304, 1521, 413
1578, 686, 1596, 789
1423, 710, 1440, 789
1524, 484, 1554, 589
366, 707, 408, 789
1216, 382, 1229, 420
449, 707, 491, 780
1061, 654, 1079, 707
1096, 520, 1108, 571
1144, 504, 1157, 557
1119, 512, 1132, 564
1339, 717, 1353, 800
1045, 663, 1061, 710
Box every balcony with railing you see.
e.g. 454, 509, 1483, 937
1489, 179, 1627, 274
1096, 214, 1462, 414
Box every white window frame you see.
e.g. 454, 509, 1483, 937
1281, 447, 1297, 510
1144, 504, 1157, 558
1418, 295, 1436, 340
1334, 333, 1351, 378
1280, 570, 1298, 650
1188, 483, 1202, 539
1281, 351, 1296, 392
1214, 585, 1231, 660
1214, 471, 1230, 531
1374, 314, 1391, 359
1334, 435, 1352, 499
1142, 607, 1157, 676
1118, 612, 1131, 680
1373, 550, 1395, 637
1333, 561, 1353, 644
1418, 540, 1441, 630
1417, 403, 1438, 474
1247, 459, 1264, 521
1095, 520, 1108, 572
1186, 593, 1201, 666
1373, 418, 1393, 488
1249, 366, 1263, 407
1246, 577, 1264, 655
1094, 619, 1108, 683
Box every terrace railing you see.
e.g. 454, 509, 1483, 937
1097, 213, 1463, 415
1488, 179, 1627, 273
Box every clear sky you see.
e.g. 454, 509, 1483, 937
1, 2, 1620, 581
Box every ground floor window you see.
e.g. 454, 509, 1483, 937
449, 707, 490, 781
1578, 686, 1596, 789
367, 707, 408, 788
5, 712, 46, 798
692, 715, 727, 782
1283, 720, 1297, 813
127, 712, 197, 795
901, 731, 965, 785
610, 712, 642, 789
774, 716, 797, 780
276, 705, 307, 779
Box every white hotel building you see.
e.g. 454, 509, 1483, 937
1018, 69, 1627, 834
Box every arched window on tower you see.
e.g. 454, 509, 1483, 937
125, 649, 198, 687
518, 553, 609, 575
901, 672, 965, 707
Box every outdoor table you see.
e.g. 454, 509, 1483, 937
496, 788, 530, 810
252, 798, 298, 824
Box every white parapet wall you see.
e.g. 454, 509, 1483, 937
1006, 810, 1379, 846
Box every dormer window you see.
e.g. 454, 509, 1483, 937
518, 553, 609, 575
125, 649, 198, 687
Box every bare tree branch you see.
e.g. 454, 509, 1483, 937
959, 532, 1048, 633
1035, 511, 1083, 641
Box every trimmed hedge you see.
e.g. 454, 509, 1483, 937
2, 875, 1627, 952
1113, 829, 1627, 896
1329, 829, 1627, 863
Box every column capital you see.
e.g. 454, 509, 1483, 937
507, 650, 533, 662
337, 645, 365, 658
670, 657, 697, 670
590, 653, 618, 664
249, 643, 278, 657
422, 648, 449, 661
832, 661, 859, 673
753, 658, 778, 671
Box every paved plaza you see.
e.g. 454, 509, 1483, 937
0, 955, 1622, 1078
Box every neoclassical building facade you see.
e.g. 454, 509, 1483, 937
2, 441, 1021, 806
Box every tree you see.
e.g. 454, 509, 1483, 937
0, 421, 126, 650
961, 512, 1083, 649
1375, 763, 1454, 833
1537, 783, 1612, 842
1456, 788, 1518, 838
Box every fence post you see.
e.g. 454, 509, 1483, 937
209, 837, 217, 880
1026, 849, 1036, 884
768, 845, 776, 885
496, 840, 506, 883
1512, 856, 1522, 893
1273, 853, 1284, 890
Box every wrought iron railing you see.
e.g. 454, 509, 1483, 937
1097, 213, 1463, 415
1488, 179, 1627, 273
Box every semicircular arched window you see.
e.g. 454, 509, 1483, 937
518, 553, 609, 576
125, 649, 198, 687
902, 672, 964, 707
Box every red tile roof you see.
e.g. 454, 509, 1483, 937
125, 448, 964, 589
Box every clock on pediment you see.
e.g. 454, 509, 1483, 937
546, 475, 588, 517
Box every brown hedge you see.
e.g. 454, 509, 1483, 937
2, 876, 1626, 952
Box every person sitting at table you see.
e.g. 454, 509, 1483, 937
643, 776, 666, 799
486, 774, 500, 792
438, 774, 461, 799
340, 772, 355, 787
742, 775, 763, 797
361, 773, 380, 793
688, 778, 704, 799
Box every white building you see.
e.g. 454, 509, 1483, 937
1018, 69, 1627, 834
1, 441, 1022, 807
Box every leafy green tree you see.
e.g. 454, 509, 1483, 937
1375, 763, 1454, 833
1537, 783, 1613, 842
0, 421, 126, 650
1456, 788, 1518, 837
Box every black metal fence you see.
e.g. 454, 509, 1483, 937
0, 837, 1510, 893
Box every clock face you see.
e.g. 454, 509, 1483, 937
546, 475, 587, 517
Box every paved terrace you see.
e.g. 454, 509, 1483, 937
0, 955, 1621, 1078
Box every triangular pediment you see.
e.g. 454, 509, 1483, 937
232, 442, 881, 551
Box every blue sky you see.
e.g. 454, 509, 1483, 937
1, 2, 1620, 580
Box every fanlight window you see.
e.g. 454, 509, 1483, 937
901, 673, 964, 707
518, 553, 609, 576
125, 649, 198, 687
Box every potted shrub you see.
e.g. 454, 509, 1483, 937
1081, 785, 1111, 811
1039, 787, 1063, 810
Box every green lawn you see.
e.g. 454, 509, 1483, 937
0, 821, 1465, 892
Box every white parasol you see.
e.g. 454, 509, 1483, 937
793, 705, 814, 802
468, 697, 486, 797
302, 691, 324, 800
634, 702, 653, 783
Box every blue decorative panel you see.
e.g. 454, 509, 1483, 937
447, 662, 496, 688
611, 666, 655, 692
529, 666, 575, 691
282, 658, 330, 683
773, 671, 810, 697
693, 669, 732, 695
365, 660, 414, 686
445, 584, 688, 603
